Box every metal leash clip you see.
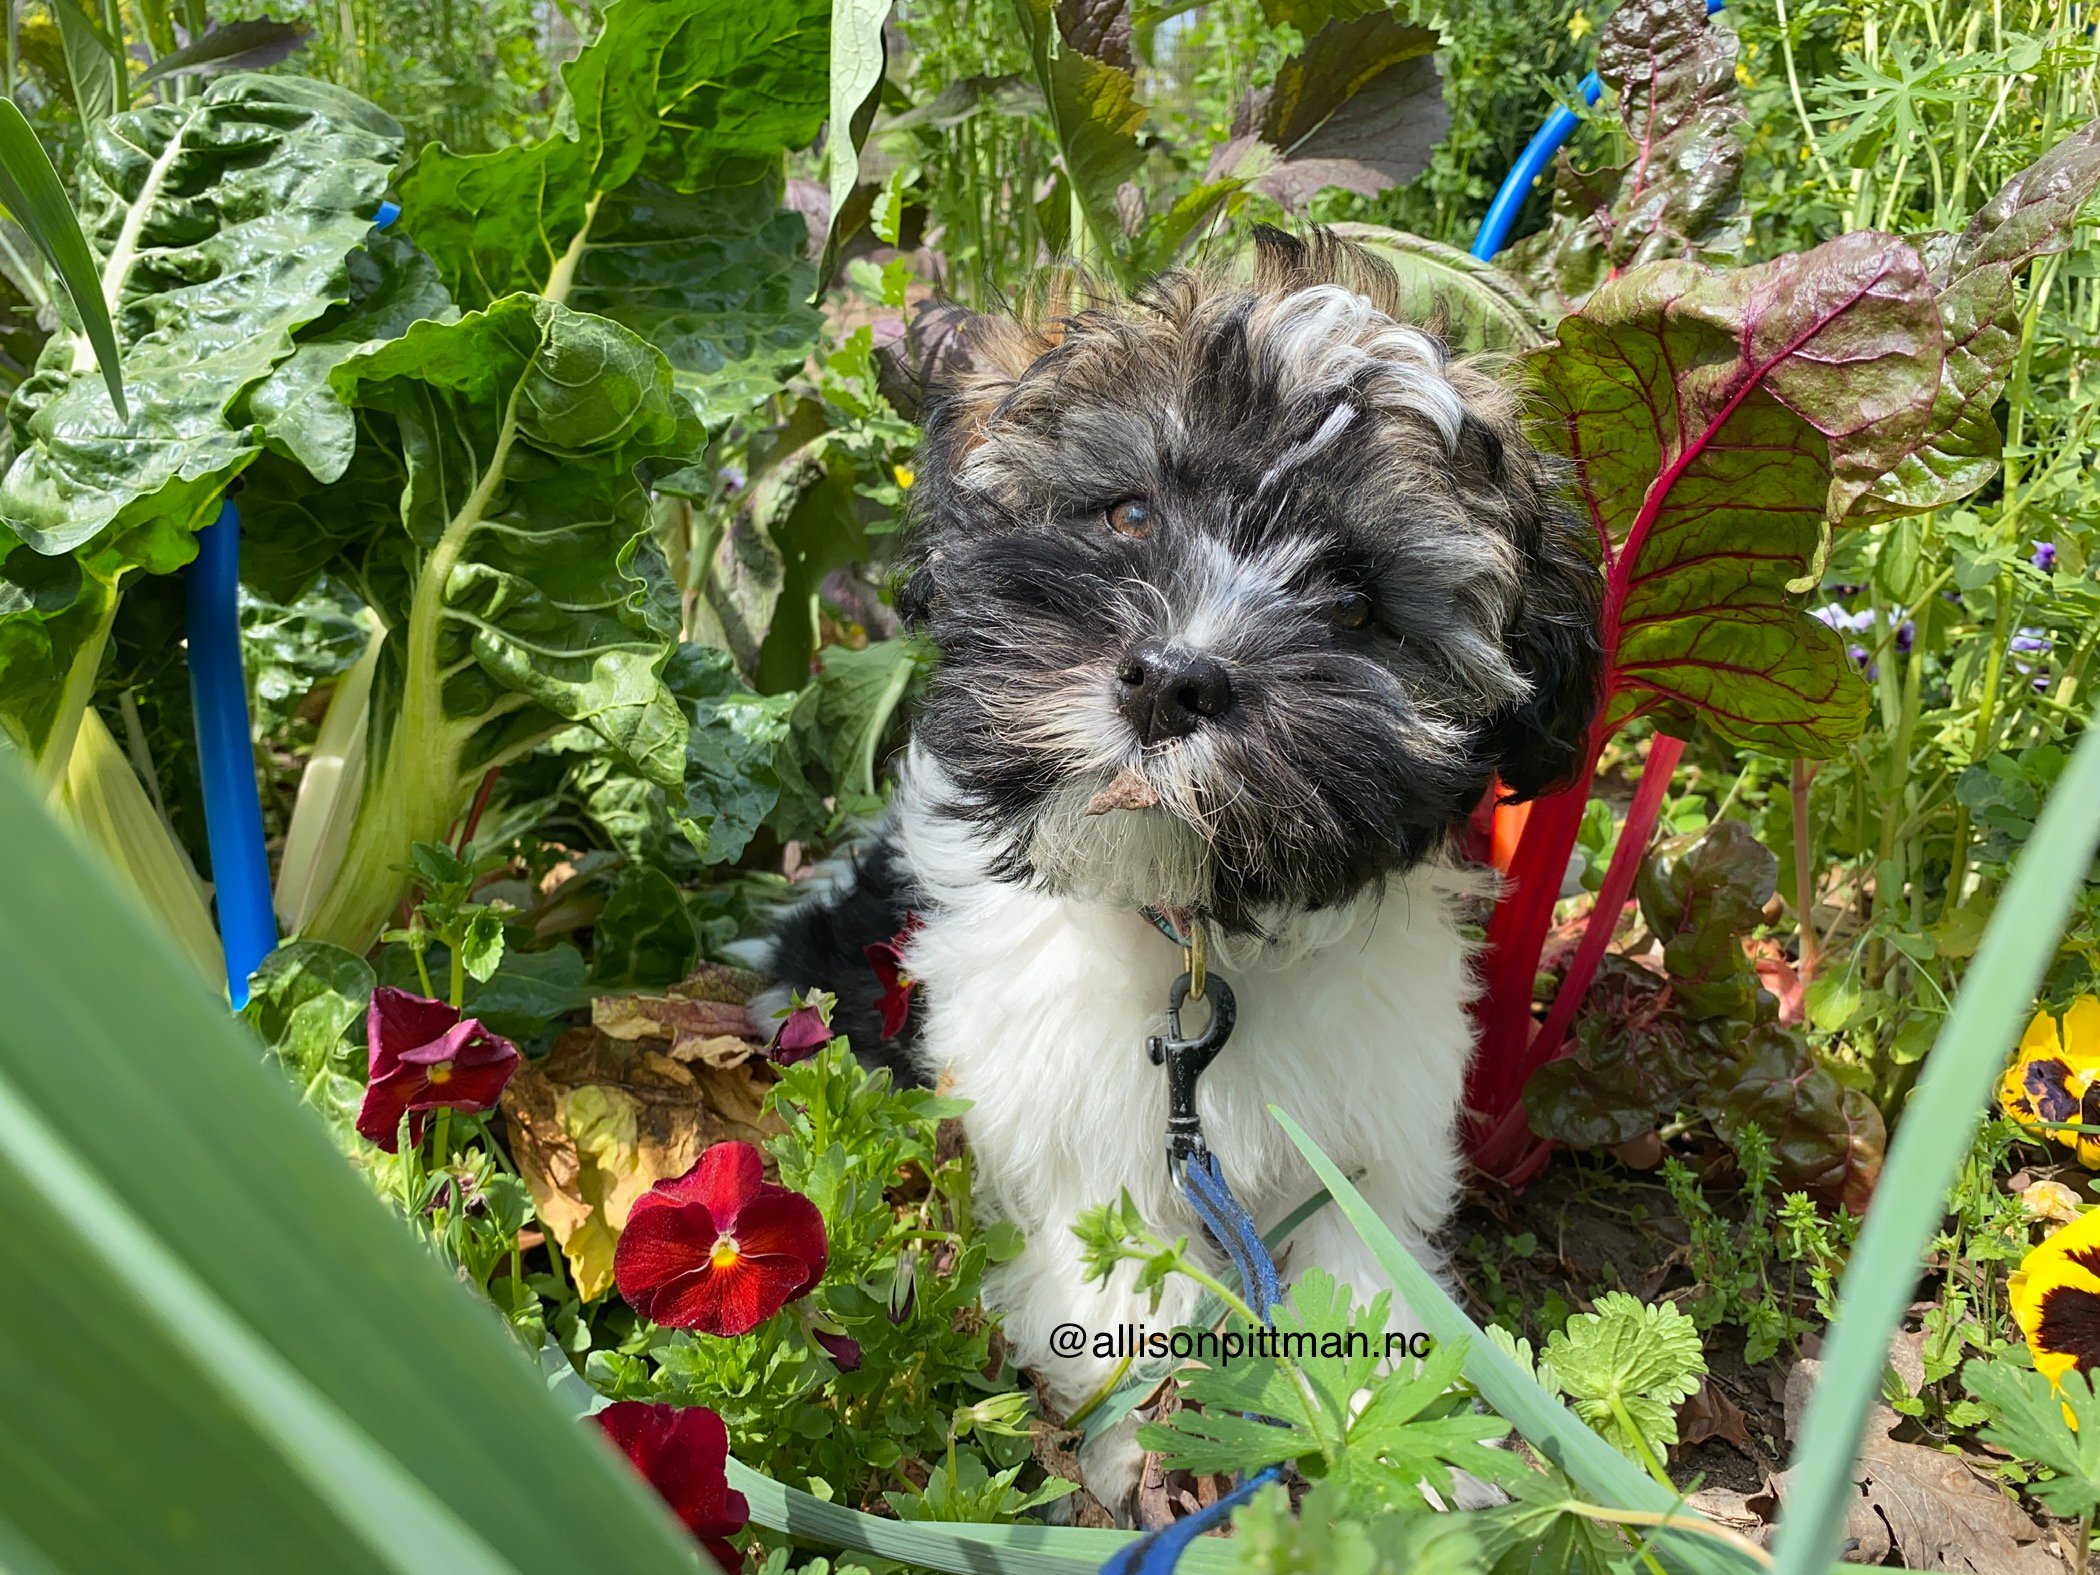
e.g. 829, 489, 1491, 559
1146, 969, 1237, 1183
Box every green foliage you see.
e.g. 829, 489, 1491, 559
249, 297, 704, 952
1962, 1358, 2100, 1522
1228, 1481, 1492, 1574
395, 0, 829, 430
1541, 1292, 1705, 1471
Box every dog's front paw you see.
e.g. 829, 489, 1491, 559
1073, 1413, 1147, 1525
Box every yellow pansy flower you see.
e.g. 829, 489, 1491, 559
2012, 1207, 2100, 1431
1998, 997, 2100, 1166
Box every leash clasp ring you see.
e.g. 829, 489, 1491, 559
1147, 971, 1237, 1181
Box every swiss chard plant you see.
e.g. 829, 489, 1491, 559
1457, 0, 2100, 1179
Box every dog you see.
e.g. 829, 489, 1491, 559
755, 228, 1603, 1512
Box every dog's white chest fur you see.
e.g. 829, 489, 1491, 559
890, 759, 1480, 1424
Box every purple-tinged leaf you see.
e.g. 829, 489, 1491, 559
1856, 119, 2100, 518
1524, 958, 1710, 1148
1241, 15, 1446, 213
1504, 0, 1744, 315
1699, 1026, 1885, 1212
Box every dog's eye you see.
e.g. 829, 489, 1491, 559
1106, 498, 1154, 539
1330, 590, 1374, 630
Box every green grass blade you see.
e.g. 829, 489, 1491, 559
728, 1460, 1239, 1573
0, 97, 127, 420
0, 760, 697, 1573
1268, 1106, 1764, 1575
1771, 700, 2100, 1574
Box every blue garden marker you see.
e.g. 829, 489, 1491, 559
186, 199, 400, 1009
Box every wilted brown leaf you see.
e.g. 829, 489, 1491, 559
1675, 1379, 1752, 1452
1766, 1359, 2053, 1571
502, 1027, 780, 1299
591, 962, 769, 1068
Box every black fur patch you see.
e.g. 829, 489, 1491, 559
764, 833, 931, 1087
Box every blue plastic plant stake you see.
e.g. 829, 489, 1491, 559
1470, 0, 1724, 262
186, 200, 400, 1008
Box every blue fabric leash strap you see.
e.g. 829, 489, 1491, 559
1097, 963, 1287, 1575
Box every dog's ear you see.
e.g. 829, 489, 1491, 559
1454, 402, 1606, 802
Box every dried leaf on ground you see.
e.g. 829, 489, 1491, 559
1675, 1379, 1753, 1453
501, 1027, 780, 1298
591, 962, 769, 1068
1766, 1360, 2054, 1571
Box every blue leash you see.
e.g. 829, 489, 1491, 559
187, 199, 399, 1008
1096, 971, 1287, 1575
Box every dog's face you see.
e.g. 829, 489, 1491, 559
900, 231, 1603, 929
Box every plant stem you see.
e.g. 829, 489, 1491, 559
1792, 760, 1820, 981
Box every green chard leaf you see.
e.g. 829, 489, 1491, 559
246, 297, 704, 953
0, 76, 401, 562
1503, 0, 1745, 316
1012, 0, 1147, 280
394, 0, 830, 430
0, 76, 398, 775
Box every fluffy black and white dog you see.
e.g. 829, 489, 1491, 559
759, 228, 1602, 1507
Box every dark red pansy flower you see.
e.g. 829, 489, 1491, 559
595, 1401, 748, 1569
864, 913, 923, 1041
765, 992, 836, 1065
614, 1141, 827, 1336
355, 987, 521, 1153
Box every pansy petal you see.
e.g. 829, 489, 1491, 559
613, 1198, 722, 1313
355, 1062, 431, 1150
2020, 1006, 2066, 1063
767, 1003, 836, 1063
693, 1142, 768, 1222
408, 1054, 519, 1116
367, 988, 463, 1075
707, 1251, 815, 1335
731, 1191, 828, 1296
2066, 997, 2100, 1064
2038, 1282, 2100, 1375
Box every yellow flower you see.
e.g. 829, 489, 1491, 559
2013, 1208, 2100, 1426
1567, 11, 1590, 40
1998, 997, 2100, 1166
893, 463, 915, 489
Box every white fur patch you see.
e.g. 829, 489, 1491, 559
1254, 285, 1465, 453
890, 750, 1479, 1507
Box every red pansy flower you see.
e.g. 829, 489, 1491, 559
595, 1401, 748, 1569
355, 987, 521, 1152
864, 913, 923, 1041
765, 991, 836, 1065
614, 1141, 827, 1335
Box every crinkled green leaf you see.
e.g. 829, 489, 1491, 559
1243, 14, 1445, 212
246, 298, 703, 952
243, 227, 458, 488
1503, 0, 1744, 316
1523, 956, 1708, 1148
788, 636, 930, 804
1698, 1025, 1885, 1212
0, 75, 400, 561
0, 544, 116, 767
1635, 819, 1775, 1021
1857, 119, 2100, 518
240, 579, 369, 736
670, 641, 798, 864
1012, 0, 1146, 278
589, 866, 699, 989
394, 0, 828, 429
1543, 1291, 1705, 1462
241, 939, 375, 1138
1328, 223, 1546, 353
1537, 232, 1948, 757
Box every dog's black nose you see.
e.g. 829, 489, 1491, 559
1116, 643, 1231, 742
